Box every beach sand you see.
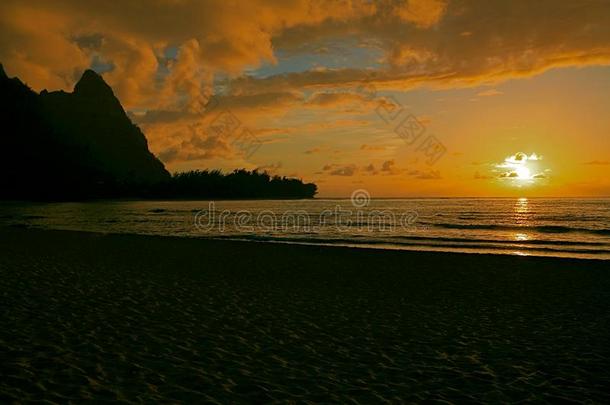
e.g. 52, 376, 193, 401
1, 227, 609, 402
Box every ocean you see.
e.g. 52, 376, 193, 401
1, 198, 609, 260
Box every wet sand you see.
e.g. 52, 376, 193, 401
1, 227, 609, 402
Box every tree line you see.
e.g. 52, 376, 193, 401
152, 169, 317, 199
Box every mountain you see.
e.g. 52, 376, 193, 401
0, 65, 317, 200
0, 65, 170, 200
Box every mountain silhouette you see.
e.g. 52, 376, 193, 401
0, 65, 170, 200
0, 64, 317, 200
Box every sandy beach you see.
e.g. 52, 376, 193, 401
1, 226, 609, 402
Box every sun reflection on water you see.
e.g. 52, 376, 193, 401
514, 197, 529, 213
514, 232, 529, 241
513, 197, 530, 225
511, 198, 531, 250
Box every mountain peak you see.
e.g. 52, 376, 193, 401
74, 69, 114, 98
0, 63, 7, 79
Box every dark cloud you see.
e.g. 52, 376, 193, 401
408, 169, 442, 179
323, 164, 358, 176
381, 159, 401, 174
360, 144, 386, 151
474, 171, 493, 180
304, 147, 322, 155
500, 171, 520, 178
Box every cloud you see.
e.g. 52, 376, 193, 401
230, 0, 610, 95
393, 0, 448, 28
305, 91, 374, 110
364, 163, 377, 174
322, 164, 358, 176
0, 4, 89, 90
381, 159, 402, 175
320, 160, 441, 179
134, 109, 199, 125
5, 0, 609, 102
499, 152, 542, 167
216, 92, 304, 112
157, 39, 214, 113
476, 88, 503, 97
133, 88, 302, 167
182, 132, 234, 161
321, 161, 397, 176
158, 147, 180, 163
3, 0, 610, 171
474, 171, 493, 180
408, 169, 442, 180
0, 0, 374, 105
145, 117, 239, 165
305, 147, 322, 155
584, 160, 610, 166
494, 152, 547, 182
500, 171, 519, 178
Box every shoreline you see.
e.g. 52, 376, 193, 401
200, 234, 610, 261
1, 226, 609, 402
5, 224, 610, 262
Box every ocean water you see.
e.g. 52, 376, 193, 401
1, 198, 609, 260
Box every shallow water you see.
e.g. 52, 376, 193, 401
1, 198, 609, 260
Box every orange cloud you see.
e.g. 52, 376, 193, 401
477, 89, 503, 97
4, 0, 610, 106
393, 0, 448, 28
2, 0, 610, 177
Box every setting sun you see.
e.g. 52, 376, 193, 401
492, 152, 549, 189
515, 166, 532, 180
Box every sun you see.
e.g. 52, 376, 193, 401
495, 152, 548, 186
515, 165, 531, 180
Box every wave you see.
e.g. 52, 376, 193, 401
455, 215, 606, 222
425, 223, 610, 236
210, 234, 610, 255
380, 235, 608, 247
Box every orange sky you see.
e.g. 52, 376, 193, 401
1, 0, 609, 197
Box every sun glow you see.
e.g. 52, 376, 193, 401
515, 166, 531, 180
496, 152, 548, 187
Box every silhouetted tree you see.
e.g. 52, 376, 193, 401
151, 169, 317, 199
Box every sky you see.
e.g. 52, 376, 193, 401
1, 0, 609, 197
